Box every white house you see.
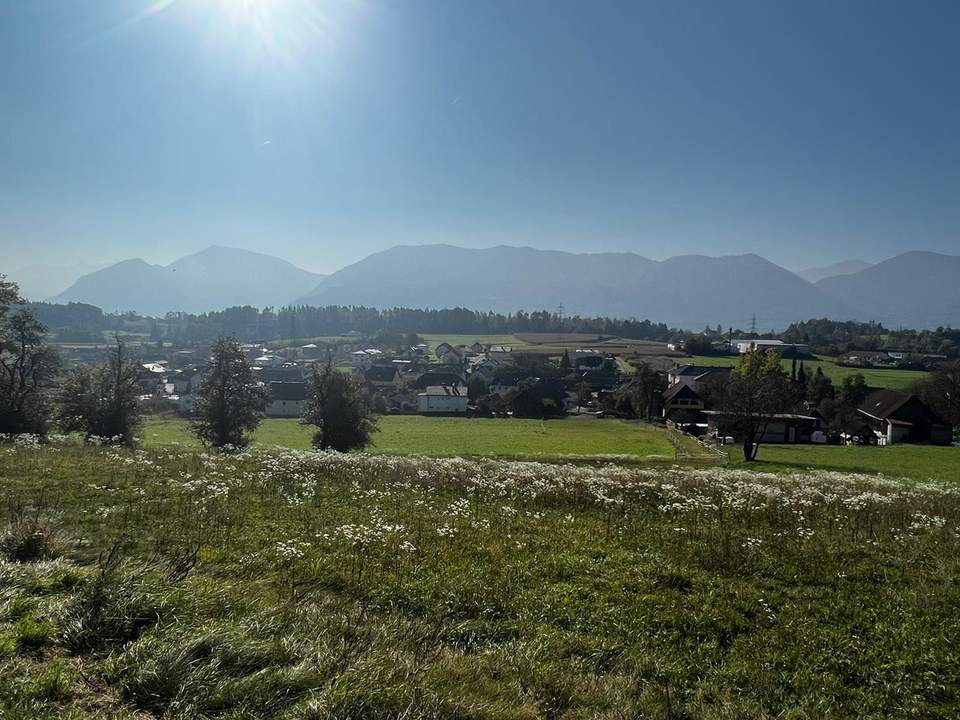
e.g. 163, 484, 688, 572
267, 382, 307, 418
417, 385, 468, 414
350, 349, 383, 368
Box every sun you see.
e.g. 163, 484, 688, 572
132, 0, 352, 68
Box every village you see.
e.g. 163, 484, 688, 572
117, 331, 955, 450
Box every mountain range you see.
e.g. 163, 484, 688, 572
49, 246, 325, 316
35, 244, 960, 330
796, 259, 873, 284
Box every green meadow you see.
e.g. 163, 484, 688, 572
142, 415, 681, 462
2, 443, 958, 718
688, 354, 928, 390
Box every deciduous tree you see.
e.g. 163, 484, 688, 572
58, 338, 141, 445
722, 349, 796, 461
0, 277, 58, 436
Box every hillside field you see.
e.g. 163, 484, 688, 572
139, 416, 959, 481
688, 354, 928, 390
731, 443, 959, 483
142, 416, 683, 462
2, 442, 958, 718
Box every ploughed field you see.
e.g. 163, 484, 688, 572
2, 439, 959, 718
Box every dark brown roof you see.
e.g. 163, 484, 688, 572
858, 389, 944, 425
858, 389, 912, 420
663, 383, 700, 403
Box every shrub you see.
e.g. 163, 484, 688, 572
0, 503, 62, 563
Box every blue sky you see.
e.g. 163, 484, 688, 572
1, 0, 958, 274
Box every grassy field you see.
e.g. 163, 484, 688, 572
141, 416, 959, 480
688, 354, 928, 389
2, 442, 959, 718
731, 443, 959, 483
142, 415, 681, 461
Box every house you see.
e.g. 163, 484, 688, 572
469, 357, 501, 382
661, 383, 704, 418
579, 367, 620, 391
434, 342, 454, 358
267, 382, 307, 418
488, 345, 512, 360
857, 389, 952, 446
365, 365, 401, 389
350, 349, 383, 368
417, 385, 468, 414
668, 365, 732, 392
575, 354, 605, 371
414, 371, 465, 390
255, 365, 304, 383
137, 363, 168, 395
702, 410, 823, 444
469, 341, 485, 353
438, 346, 468, 365
299, 343, 325, 360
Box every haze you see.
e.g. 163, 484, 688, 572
2, 0, 958, 274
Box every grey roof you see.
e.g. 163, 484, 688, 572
269, 382, 307, 401
420, 384, 466, 396
365, 365, 399, 382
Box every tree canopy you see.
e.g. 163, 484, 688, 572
192, 336, 269, 450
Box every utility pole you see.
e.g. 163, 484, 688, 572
750, 313, 757, 336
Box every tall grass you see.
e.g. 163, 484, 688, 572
1, 437, 958, 718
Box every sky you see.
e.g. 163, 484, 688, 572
1, 0, 958, 276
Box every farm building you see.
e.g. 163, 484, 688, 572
702, 410, 825, 444
267, 382, 307, 418
857, 389, 952, 446
418, 385, 468, 414
730, 339, 810, 356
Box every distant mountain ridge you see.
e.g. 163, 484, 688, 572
44, 244, 960, 329
51, 246, 325, 316
296, 244, 844, 330
797, 259, 873, 284
815, 251, 960, 329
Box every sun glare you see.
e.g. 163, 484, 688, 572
130, 0, 354, 68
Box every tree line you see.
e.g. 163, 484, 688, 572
27, 301, 676, 343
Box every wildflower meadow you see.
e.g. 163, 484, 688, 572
1, 437, 958, 718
